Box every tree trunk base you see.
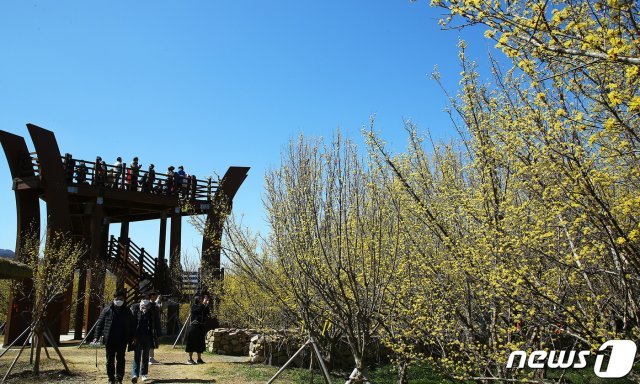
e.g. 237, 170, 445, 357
345, 368, 371, 384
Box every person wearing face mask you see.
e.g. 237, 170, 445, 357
129, 293, 161, 383
93, 290, 134, 384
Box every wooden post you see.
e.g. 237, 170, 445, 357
83, 203, 107, 339
158, 213, 167, 262
155, 213, 167, 293
121, 162, 127, 189
169, 209, 181, 271
138, 248, 144, 276
117, 220, 130, 290
191, 175, 197, 200
73, 269, 87, 340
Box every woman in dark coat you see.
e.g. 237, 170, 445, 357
185, 295, 210, 364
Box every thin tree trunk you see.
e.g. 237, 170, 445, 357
345, 355, 370, 384
396, 358, 408, 384
33, 330, 42, 375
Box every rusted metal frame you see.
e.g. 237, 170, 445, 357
81, 196, 105, 339
198, 167, 248, 328
0, 130, 40, 346
82, 217, 108, 338
72, 208, 93, 340
201, 166, 249, 274
27, 124, 75, 344
27, 125, 72, 234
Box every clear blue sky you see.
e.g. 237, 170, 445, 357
0, 1, 494, 263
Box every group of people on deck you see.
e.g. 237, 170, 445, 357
64, 153, 193, 198
93, 290, 211, 384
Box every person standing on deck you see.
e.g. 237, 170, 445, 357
114, 157, 123, 188
166, 166, 175, 195
129, 157, 141, 191
144, 164, 155, 193
76, 162, 88, 184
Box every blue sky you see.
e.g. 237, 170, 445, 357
0, 1, 494, 263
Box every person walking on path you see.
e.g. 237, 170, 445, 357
130, 293, 161, 383
148, 291, 163, 365
185, 295, 210, 365
93, 290, 134, 384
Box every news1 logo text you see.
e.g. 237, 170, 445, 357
507, 340, 637, 378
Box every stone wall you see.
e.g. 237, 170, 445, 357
248, 332, 306, 365
206, 328, 390, 371
206, 328, 258, 356
248, 332, 359, 370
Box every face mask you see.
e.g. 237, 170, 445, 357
141, 299, 150, 306
114, 299, 124, 307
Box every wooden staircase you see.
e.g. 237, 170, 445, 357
106, 235, 165, 302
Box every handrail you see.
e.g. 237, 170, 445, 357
29, 153, 218, 201
106, 236, 226, 298
105, 235, 161, 302
180, 267, 224, 295
107, 235, 157, 278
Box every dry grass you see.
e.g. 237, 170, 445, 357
0, 343, 253, 383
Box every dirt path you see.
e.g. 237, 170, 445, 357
0, 343, 251, 383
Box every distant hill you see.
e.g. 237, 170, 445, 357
0, 249, 15, 259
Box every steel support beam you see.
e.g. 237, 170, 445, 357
27, 124, 74, 343
200, 167, 248, 329
201, 167, 249, 275
84, 199, 106, 337
0, 130, 40, 346
84, 217, 108, 340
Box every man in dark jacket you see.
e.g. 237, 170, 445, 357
93, 290, 134, 384
130, 293, 161, 382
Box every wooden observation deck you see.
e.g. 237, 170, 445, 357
1, 124, 249, 345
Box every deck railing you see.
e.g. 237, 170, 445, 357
107, 235, 157, 280
29, 153, 217, 201
180, 268, 224, 296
